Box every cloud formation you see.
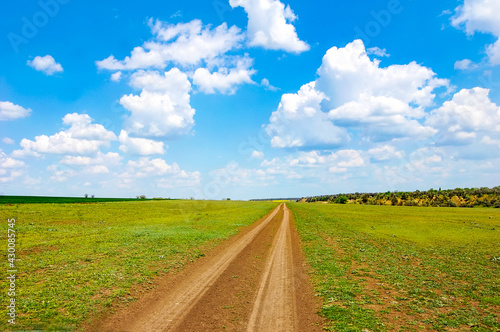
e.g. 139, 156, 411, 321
266, 40, 448, 148
251, 150, 264, 159
193, 56, 256, 94
261, 78, 279, 91
63, 113, 117, 141
426, 87, 500, 146
111, 71, 122, 82
0, 153, 25, 183
60, 152, 122, 167
317, 40, 449, 110
229, 0, 309, 53
368, 145, 405, 162
118, 130, 166, 155
2, 138, 15, 145
15, 113, 116, 156
97, 19, 244, 70
454, 59, 479, 70
123, 157, 201, 189
451, 0, 500, 65
0, 101, 31, 121
120, 68, 195, 138
266, 82, 348, 148
27, 55, 63, 75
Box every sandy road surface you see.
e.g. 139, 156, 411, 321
92, 203, 321, 331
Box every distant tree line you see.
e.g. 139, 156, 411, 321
303, 186, 500, 208
250, 198, 301, 202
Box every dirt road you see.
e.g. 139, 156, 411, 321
246, 204, 298, 331
92, 203, 321, 331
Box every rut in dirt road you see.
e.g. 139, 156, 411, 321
247, 204, 298, 331
94, 203, 322, 332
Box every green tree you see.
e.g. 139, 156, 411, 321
335, 196, 348, 204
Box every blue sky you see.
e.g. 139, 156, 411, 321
1, 0, 499, 200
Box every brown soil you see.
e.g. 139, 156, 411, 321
89, 203, 322, 331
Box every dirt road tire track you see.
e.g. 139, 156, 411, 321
247, 204, 297, 331
92, 204, 322, 331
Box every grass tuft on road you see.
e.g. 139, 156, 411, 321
0, 200, 278, 331
289, 203, 500, 332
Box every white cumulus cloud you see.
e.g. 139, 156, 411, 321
229, 0, 309, 53
2, 138, 15, 145
119, 130, 166, 155
96, 19, 244, 70
266, 82, 349, 148
317, 39, 449, 110
454, 59, 479, 70
261, 78, 279, 91
367, 47, 389, 57
486, 39, 500, 64
426, 87, 500, 145
451, 0, 500, 65
85, 165, 110, 175
328, 95, 437, 142
49, 152, 122, 182
368, 145, 405, 162
266, 40, 448, 148
263, 150, 366, 178
289, 151, 327, 166
251, 150, 264, 159
127, 157, 177, 176
19, 133, 103, 156
111, 71, 123, 82
121, 68, 195, 138
15, 113, 117, 156
63, 113, 117, 141
0, 154, 25, 183
0, 101, 31, 121
193, 56, 256, 94
481, 136, 500, 148
125, 158, 201, 189
210, 161, 274, 187
331, 150, 365, 168
27, 55, 63, 75
60, 152, 122, 167
46, 164, 76, 182
0, 157, 25, 169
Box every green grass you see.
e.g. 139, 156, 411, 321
289, 203, 500, 332
0, 200, 278, 331
0, 195, 149, 204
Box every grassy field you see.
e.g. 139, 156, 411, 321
289, 203, 500, 331
0, 200, 278, 331
0, 195, 145, 204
